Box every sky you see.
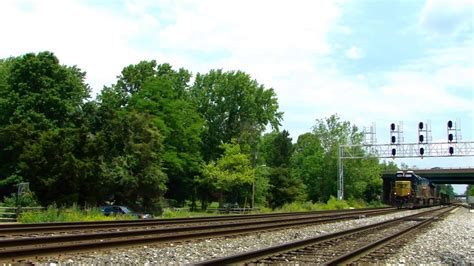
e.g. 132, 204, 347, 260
0, 0, 473, 192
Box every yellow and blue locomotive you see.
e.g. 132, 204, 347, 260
391, 170, 444, 208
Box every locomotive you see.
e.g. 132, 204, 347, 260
391, 170, 448, 208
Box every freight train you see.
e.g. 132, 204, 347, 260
390, 170, 449, 208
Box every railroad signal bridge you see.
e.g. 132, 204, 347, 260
338, 120, 474, 200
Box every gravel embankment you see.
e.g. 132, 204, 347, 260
383, 207, 473, 265
30, 207, 473, 264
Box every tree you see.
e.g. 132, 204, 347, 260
466, 185, 474, 196
103, 61, 204, 206
0, 52, 91, 205
198, 141, 255, 207
291, 133, 325, 201
97, 111, 167, 210
310, 114, 382, 202
439, 184, 456, 198
128, 72, 203, 206
380, 160, 399, 171
191, 70, 283, 162
259, 131, 305, 208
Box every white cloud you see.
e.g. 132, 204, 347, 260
345, 46, 364, 60
419, 0, 473, 36
0, 0, 158, 96
0, 0, 472, 153
0, 0, 343, 97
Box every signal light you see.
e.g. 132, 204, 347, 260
391, 148, 396, 156
418, 122, 424, 130
448, 133, 454, 142
390, 123, 396, 131
449, 147, 454, 155
391, 136, 396, 144
419, 135, 424, 143
420, 147, 424, 156
447, 120, 453, 129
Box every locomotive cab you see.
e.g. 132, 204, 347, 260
390, 170, 442, 208
394, 181, 411, 197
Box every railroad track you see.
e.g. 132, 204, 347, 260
198, 206, 455, 265
0, 207, 397, 261
0, 207, 394, 236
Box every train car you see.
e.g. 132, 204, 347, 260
391, 170, 442, 208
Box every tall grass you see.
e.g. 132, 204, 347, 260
17, 198, 386, 222
158, 198, 386, 218
278, 197, 385, 212
18, 204, 134, 223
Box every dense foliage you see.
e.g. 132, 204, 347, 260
467, 185, 474, 196
2, 51, 447, 212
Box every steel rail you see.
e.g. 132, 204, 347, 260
196, 206, 453, 265
0, 208, 395, 247
324, 207, 455, 265
0, 208, 398, 260
0, 207, 394, 234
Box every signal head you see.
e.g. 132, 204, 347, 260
449, 146, 454, 155
418, 122, 424, 130
390, 123, 396, 131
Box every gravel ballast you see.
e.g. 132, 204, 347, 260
29, 207, 473, 264
383, 207, 473, 265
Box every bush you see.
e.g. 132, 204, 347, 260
161, 208, 174, 218
326, 196, 351, 210
257, 206, 273, 213
367, 200, 386, 208
276, 197, 374, 212
2, 192, 40, 207
279, 202, 308, 212
346, 197, 366, 209
17, 204, 134, 223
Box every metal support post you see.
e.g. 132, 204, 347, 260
251, 180, 255, 208
338, 146, 344, 200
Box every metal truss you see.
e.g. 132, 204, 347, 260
341, 141, 474, 159
337, 141, 474, 200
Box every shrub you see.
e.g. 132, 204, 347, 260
2, 192, 40, 207
346, 197, 366, 209
326, 196, 351, 210
17, 204, 133, 223
280, 202, 307, 212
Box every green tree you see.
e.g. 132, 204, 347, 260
380, 161, 399, 171
466, 185, 474, 196
310, 114, 381, 202
198, 141, 255, 206
0, 52, 91, 205
97, 111, 167, 210
291, 133, 325, 201
191, 70, 283, 162
104, 61, 204, 206
439, 184, 456, 197
128, 71, 203, 205
259, 131, 305, 208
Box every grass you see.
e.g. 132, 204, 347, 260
16, 198, 387, 222
159, 197, 387, 218
18, 204, 135, 223
278, 197, 386, 212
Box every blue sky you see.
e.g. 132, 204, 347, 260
0, 0, 472, 192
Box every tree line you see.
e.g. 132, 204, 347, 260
1, 51, 403, 211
